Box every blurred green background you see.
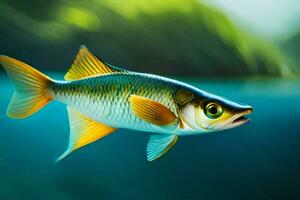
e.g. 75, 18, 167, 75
0, 0, 299, 77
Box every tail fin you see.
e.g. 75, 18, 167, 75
0, 55, 54, 119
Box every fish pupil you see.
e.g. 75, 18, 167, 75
209, 106, 218, 115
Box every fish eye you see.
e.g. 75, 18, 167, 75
204, 102, 223, 119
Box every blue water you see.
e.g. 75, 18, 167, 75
0, 74, 299, 199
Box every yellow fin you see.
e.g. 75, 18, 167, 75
0, 55, 53, 118
56, 107, 117, 161
147, 134, 178, 161
64, 45, 126, 80
129, 95, 178, 127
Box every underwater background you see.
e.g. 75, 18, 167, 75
0, 0, 300, 199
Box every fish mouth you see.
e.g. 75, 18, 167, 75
223, 108, 253, 129
232, 115, 250, 125
230, 109, 253, 128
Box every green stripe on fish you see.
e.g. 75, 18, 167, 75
0, 45, 253, 162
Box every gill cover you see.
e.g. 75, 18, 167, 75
174, 89, 200, 130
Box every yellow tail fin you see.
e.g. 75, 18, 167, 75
0, 55, 54, 118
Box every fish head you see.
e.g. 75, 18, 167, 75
174, 88, 253, 133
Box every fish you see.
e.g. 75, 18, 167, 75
0, 46, 253, 162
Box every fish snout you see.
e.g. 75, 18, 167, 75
233, 104, 253, 115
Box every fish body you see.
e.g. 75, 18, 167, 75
0, 46, 253, 161
50, 72, 199, 135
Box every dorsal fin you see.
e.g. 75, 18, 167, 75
64, 45, 127, 80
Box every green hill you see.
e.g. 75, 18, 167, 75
0, 0, 290, 77
282, 31, 300, 75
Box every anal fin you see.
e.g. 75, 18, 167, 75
147, 134, 178, 161
56, 107, 117, 162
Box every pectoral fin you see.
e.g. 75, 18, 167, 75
56, 107, 117, 162
129, 95, 178, 127
147, 134, 178, 161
